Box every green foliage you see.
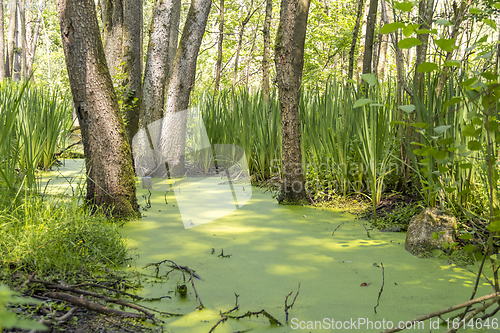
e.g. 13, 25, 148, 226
0, 190, 127, 276
0, 284, 46, 332
369, 201, 424, 231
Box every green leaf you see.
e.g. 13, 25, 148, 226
438, 137, 454, 146
467, 140, 482, 151
481, 72, 499, 81
435, 18, 451, 26
435, 38, 457, 52
462, 124, 480, 137
469, 8, 483, 14
353, 98, 373, 108
433, 125, 451, 135
442, 241, 449, 250
444, 60, 461, 67
380, 22, 405, 34
394, 1, 415, 12
403, 23, 419, 37
459, 233, 473, 240
417, 62, 439, 73
429, 148, 447, 160
416, 29, 432, 34
459, 163, 472, 169
431, 232, 439, 240
484, 19, 497, 30
460, 77, 477, 87
399, 104, 416, 113
411, 122, 430, 129
443, 96, 463, 109
361, 73, 377, 86
488, 120, 499, 132
398, 37, 422, 49
462, 244, 476, 252
413, 147, 430, 156
438, 165, 450, 173
494, 3, 500, 9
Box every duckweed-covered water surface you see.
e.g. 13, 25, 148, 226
43, 160, 497, 332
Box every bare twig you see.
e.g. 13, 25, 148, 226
445, 296, 500, 333
285, 283, 300, 324
228, 309, 283, 326
382, 292, 500, 333
332, 221, 346, 236
208, 311, 228, 333
374, 263, 384, 313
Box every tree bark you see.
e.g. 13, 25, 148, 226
158, 0, 212, 177
12, 2, 21, 81
348, 0, 364, 81
6, 0, 16, 78
26, 5, 41, 80
362, 0, 378, 75
140, 0, 181, 128
356, 0, 370, 79
413, 0, 435, 97
102, 0, 143, 146
0, 0, 5, 80
275, 0, 311, 205
262, 0, 272, 104
55, 0, 139, 217
214, 0, 224, 94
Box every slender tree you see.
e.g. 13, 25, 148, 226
0, 0, 6, 80
140, 0, 181, 128
6, 0, 16, 78
158, 0, 212, 177
348, 0, 364, 80
362, 0, 378, 76
233, 0, 255, 88
275, 0, 311, 204
262, 0, 272, 104
55, 0, 139, 217
413, 0, 435, 97
214, 0, 224, 94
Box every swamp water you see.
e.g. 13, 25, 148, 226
42, 160, 497, 332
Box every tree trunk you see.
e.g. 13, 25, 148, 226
158, 0, 212, 177
262, 0, 272, 104
55, 0, 139, 217
214, 0, 224, 94
362, 0, 378, 75
413, 0, 435, 97
19, 0, 27, 81
233, 0, 254, 88
140, 0, 181, 128
348, 0, 364, 81
357, 1, 370, 79
377, 33, 388, 79
12, 2, 21, 81
6, 0, 16, 78
245, 19, 259, 87
0, 0, 6, 80
26, 8, 41, 80
102, 0, 143, 146
275, 0, 311, 205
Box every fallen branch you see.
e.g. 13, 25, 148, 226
31, 280, 155, 319
228, 309, 283, 326
285, 283, 300, 324
382, 292, 500, 333
44, 292, 146, 319
446, 296, 500, 333
374, 263, 384, 313
208, 311, 228, 333
144, 260, 202, 280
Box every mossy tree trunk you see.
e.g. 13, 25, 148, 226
159, 0, 212, 177
102, 0, 143, 146
274, 0, 311, 205
55, 0, 139, 218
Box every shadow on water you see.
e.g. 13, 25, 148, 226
43, 160, 496, 332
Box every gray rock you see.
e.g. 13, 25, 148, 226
405, 208, 457, 257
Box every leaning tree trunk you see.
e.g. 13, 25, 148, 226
214, 0, 224, 94
262, 0, 272, 104
413, 0, 435, 97
362, 0, 378, 76
55, 0, 139, 217
0, 0, 6, 80
158, 0, 212, 177
348, 0, 364, 81
102, 0, 143, 146
140, 0, 181, 128
233, 0, 254, 88
275, 0, 311, 205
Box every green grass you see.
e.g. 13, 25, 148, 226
0, 190, 127, 277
